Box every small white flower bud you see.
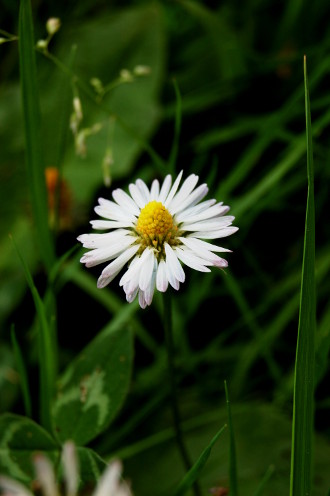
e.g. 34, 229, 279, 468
90, 77, 104, 94
133, 65, 151, 76
36, 39, 48, 50
119, 69, 133, 82
73, 96, 83, 121
46, 18, 61, 36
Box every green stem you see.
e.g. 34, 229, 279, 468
162, 291, 202, 496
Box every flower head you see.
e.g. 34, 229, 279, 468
0, 442, 132, 496
78, 171, 238, 308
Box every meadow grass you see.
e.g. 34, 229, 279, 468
0, 0, 329, 495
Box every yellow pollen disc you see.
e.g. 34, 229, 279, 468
136, 201, 173, 237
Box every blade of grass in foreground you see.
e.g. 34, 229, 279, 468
289, 55, 316, 496
18, 0, 55, 272
11, 236, 55, 432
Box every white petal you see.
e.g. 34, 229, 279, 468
129, 183, 146, 208
165, 259, 180, 290
139, 249, 155, 291
120, 248, 150, 288
90, 220, 134, 230
138, 290, 148, 309
97, 245, 139, 288
0, 476, 33, 496
165, 243, 185, 283
181, 216, 235, 232
175, 199, 217, 223
125, 286, 138, 303
136, 179, 150, 203
77, 229, 132, 249
144, 258, 158, 305
181, 236, 232, 253
190, 226, 239, 239
163, 170, 183, 207
170, 184, 208, 215
178, 203, 230, 224
93, 460, 122, 496
95, 198, 136, 222
112, 188, 140, 216
174, 247, 211, 272
33, 454, 57, 496
156, 259, 168, 292
150, 179, 160, 200
80, 237, 136, 268
158, 174, 172, 203
62, 441, 78, 496
168, 174, 199, 211
178, 237, 228, 267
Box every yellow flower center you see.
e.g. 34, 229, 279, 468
136, 201, 177, 253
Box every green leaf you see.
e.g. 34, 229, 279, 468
0, 414, 58, 483
289, 56, 316, 496
74, 447, 107, 483
174, 424, 227, 496
18, 0, 55, 272
53, 321, 133, 445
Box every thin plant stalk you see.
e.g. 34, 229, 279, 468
162, 291, 202, 496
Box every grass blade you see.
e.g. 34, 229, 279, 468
11, 236, 55, 432
174, 424, 227, 496
224, 381, 238, 496
18, 0, 55, 272
252, 465, 275, 496
289, 55, 316, 496
10, 324, 32, 417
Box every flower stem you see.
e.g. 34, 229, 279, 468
162, 291, 202, 496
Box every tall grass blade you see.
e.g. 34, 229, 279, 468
10, 324, 32, 417
18, 0, 55, 272
11, 236, 55, 432
224, 381, 238, 496
289, 55, 316, 496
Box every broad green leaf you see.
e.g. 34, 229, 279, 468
0, 414, 58, 483
53, 322, 133, 445
40, 4, 166, 204
289, 56, 316, 496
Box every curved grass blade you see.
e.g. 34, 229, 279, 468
11, 236, 55, 432
224, 380, 238, 496
10, 324, 32, 417
289, 55, 316, 496
18, 0, 55, 272
173, 424, 227, 496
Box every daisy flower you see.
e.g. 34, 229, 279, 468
0, 441, 132, 496
78, 171, 238, 308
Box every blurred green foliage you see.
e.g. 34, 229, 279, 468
0, 0, 330, 494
